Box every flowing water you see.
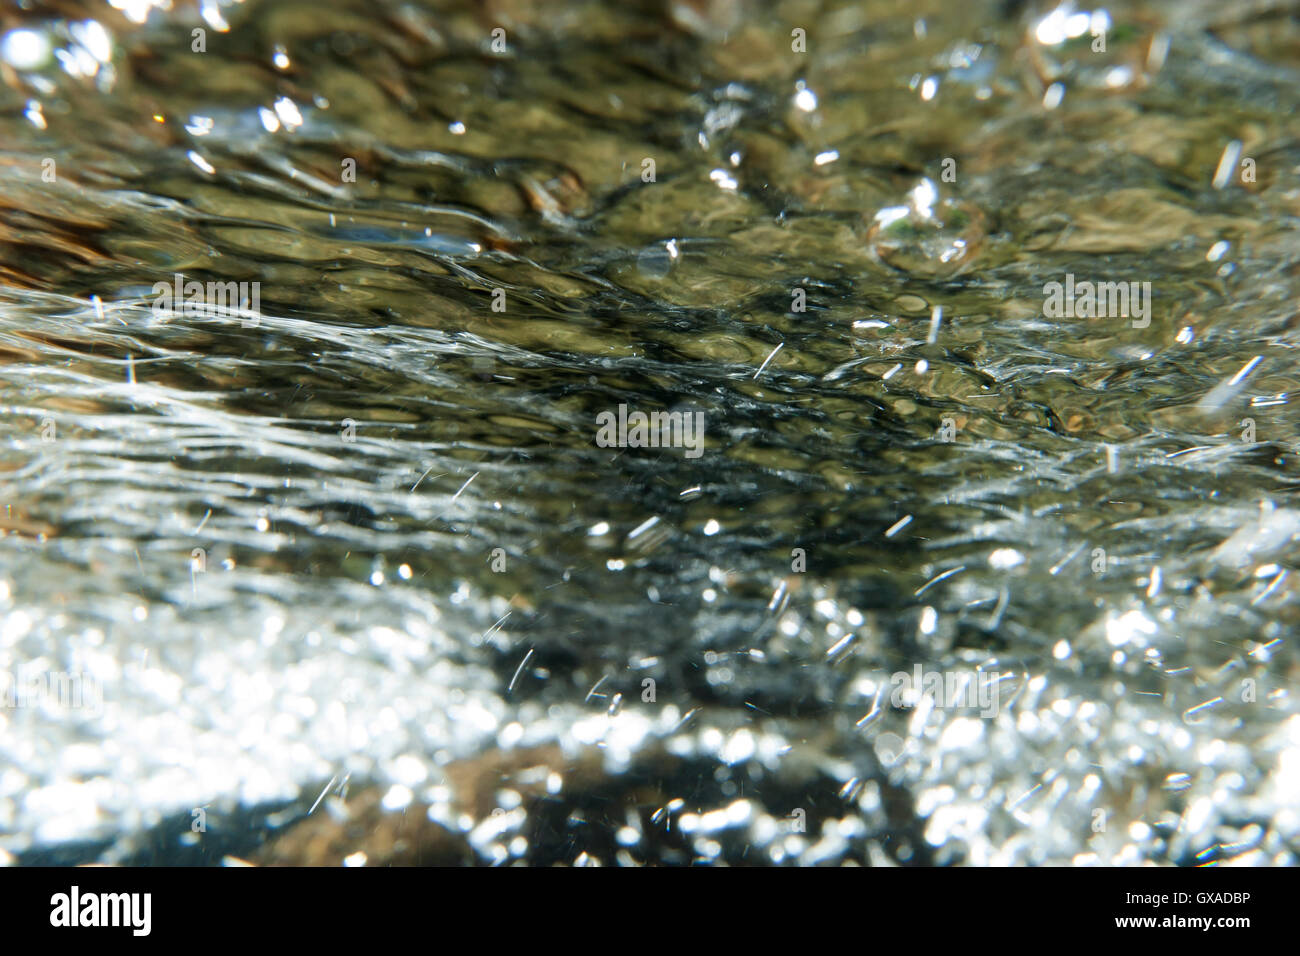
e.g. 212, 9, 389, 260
1, 0, 1298, 865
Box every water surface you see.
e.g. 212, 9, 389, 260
1, 0, 1298, 865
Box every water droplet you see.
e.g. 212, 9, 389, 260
865, 179, 986, 278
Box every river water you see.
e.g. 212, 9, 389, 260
1, 0, 1298, 865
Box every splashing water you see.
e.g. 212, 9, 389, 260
0, 0, 1298, 866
